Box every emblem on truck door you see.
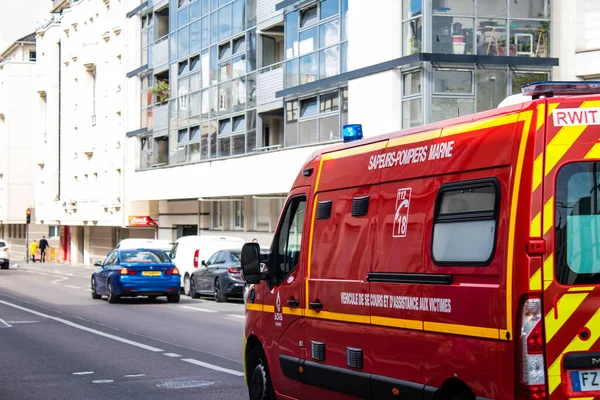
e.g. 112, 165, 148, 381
393, 188, 412, 238
274, 292, 283, 327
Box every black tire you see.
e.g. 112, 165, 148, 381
190, 277, 200, 299
183, 274, 191, 296
148, 295, 158, 301
248, 346, 274, 400
91, 278, 102, 299
1, 263, 8, 270
214, 278, 227, 303
107, 281, 119, 304
167, 293, 180, 303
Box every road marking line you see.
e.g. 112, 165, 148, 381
51, 277, 68, 284
163, 353, 181, 358
227, 314, 245, 320
124, 374, 146, 378
179, 306, 217, 313
181, 358, 244, 377
65, 285, 81, 289
73, 371, 94, 375
0, 318, 12, 328
7, 320, 39, 324
92, 380, 114, 384
0, 300, 164, 352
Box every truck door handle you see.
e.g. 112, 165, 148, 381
287, 299, 300, 308
309, 301, 323, 310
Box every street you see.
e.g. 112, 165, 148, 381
0, 263, 248, 400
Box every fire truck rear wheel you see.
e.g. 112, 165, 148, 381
249, 346, 274, 400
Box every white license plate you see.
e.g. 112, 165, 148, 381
571, 369, 600, 392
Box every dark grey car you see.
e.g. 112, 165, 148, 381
189, 249, 244, 302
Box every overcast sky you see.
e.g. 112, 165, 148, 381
0, 0, 53, 54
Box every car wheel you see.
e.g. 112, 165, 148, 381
248, 346, 275, 400
91, 278, 102, 299
107, 281, 119, 304
183, 274, 191, 296
1, 261, 8, 270
190, 278, 200, 299
214, 278, 227, 303
167, 293, 180, 303
148, 295, 158, 301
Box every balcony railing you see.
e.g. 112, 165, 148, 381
257, 62, 283, 107
153, 103, 168, 133
152, 36, 169, 72
257, 0, 282, 29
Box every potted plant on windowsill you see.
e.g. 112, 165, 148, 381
151, 80, 169, 105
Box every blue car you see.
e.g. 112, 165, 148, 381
91, 249, 181, 304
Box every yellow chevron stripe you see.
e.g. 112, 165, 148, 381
548, 307, 600, 395
584, 142, 600, 159
529, 268, 542, 291
543, 196, 554, 236
388, 129, 441, 147
323, 140, 387, 160
547, 102, 560, 117
536, 103, 546, 131
544, 292, 590, 342
532, 155, 543, 192
441, 113, 519, 137
543, 253, 554, 285
530, 212, 541, 237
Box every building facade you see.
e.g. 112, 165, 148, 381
0, 33, 60, 261
34, 0, 149, 265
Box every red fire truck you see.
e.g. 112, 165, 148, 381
241, 82, 600, 400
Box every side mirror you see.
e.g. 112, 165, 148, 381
241, 242, 267, 284
94, 261, 103, 267
201, 260, 207, 267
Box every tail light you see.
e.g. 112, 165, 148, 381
227, 267, 241, 277
119, 268, 137, 275
517, 297, 547, 399
193, 250, 199, 268
165, 267, 180, 275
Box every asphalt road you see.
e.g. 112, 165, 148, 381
0, 262, 248, 400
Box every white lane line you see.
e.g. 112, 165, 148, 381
163, 353, 181, 358
73, 371, 94, 375
0, 300, 164, 352
7, 320, 39, 324
181, 358, 244, 377
51, 277, 69, 285
0, 318, 12, 328
65, 285, 81, 289
92, 380, 114, 384
227, 314, 245, 320
124, 374, 146, 378
179, 306, 217, 313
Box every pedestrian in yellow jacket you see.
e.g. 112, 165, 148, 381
30, 240, 38, 263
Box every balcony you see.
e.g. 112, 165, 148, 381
152, 36, 169, 73
257, 62, 283, 112
152, 103, 168, 134
257, 0, 283, 32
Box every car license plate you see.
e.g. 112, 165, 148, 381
141, 271, 161, 277
571, 369, 600, 392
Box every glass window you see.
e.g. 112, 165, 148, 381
246, 72, 257, 107
510, 20, 550, 58
210, 45, 218, 84
190, 20, 201, 53
403, 0, 423, 20
233, 36, 245, 54
402, 98, 422, 128
219, 118, 232, 135
191, 0, 201, 20
155, 136, 169, 164
299, 26, 318, 55
232, 55, 245, 77
431, 97, 474, 122
201, 51, 210, 88
201, 16, 209, 48
211, 12, 218, 44
403, 19, 422, 55
511, 71, 549, 95
274, 196, 306, 284
299, 53, 318, 84
190, 125, 201, 141
555, 162, 600, 285
212, 201, 223, 228
178, 7, 189, 28
319, 18, 339, 48
210, 86, 218, 117
246, 0, 256, 28
299, 119, 318, 145
300, 97, 318, 118
178, 129, 189, 143
209, 120, 217, 156
170, 31, 178, 60
320, 91, 339, 113
178, 76, 189, 97
254, 199, 270, 231
285, 11, 299, 59
286, 121, 298, 147
219, 60, 232, 81
201, 122, 209, 157
220, 0, 229, 6
320, 115, 339, 141
219, 41, 231, 59
320, 46, 340, 79
287, 100, 299, 122
246, 30, 257, 71
341, 0, 348, 40
219, 5, 231, 41
201, 88, 210, 117
232, 134, 245, 155
511, 0, 550, 18
300, 6, 318, 28
179, 60, 189, 75
478, 0, 506, 17
190, 55, 200, 72
320, 0, 339, 20
286, 59, 299, 88
341, 41, 348, 73
433, 16, 474, 55
247, 109, 256, 130
218, 81, 232, 114
433, 70, 473, 94
476, 19, 507, 55
432, 181, 498, 264
189, 142, 201, 162
219, 136, 231, 156
476, 68, 508, 112
233, 115, 245, 132
178, 26, 190, 58
403, 70, 421, 96
433, 0, 473, 15
232, 77, 246, 111
232, 0, 245, 34
190, 92, 201, 117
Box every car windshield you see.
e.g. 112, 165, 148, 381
119, 250, 171, 264
0, 241, 6, 248
230, 250, 241, 261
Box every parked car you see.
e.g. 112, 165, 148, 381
189, 249, 244, 302
0, 241, 9, 269
115, 239, 173, 255
91, 249, 180, 304
169, 235, 244, 296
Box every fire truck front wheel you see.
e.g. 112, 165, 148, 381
248, 346, 274, 400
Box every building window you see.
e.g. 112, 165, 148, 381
140, 135, 153, 169
49, 226, 59, 238
155, 136, 169, 165
176, 125, 201, 164
432, 179, 499, 265
402, 68, 422, 128
29, 51, 37, 62
254, 199, 271, 232
402, 0, 423, 55
212, 202, 223, 229
583, 0, 600, 50
284, 0, 348, 88
232, 200, 244, 229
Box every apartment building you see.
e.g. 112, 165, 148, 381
33, 0, 148, 265
0, 33, 60, 261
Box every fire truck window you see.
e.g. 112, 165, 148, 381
555, 162, 600, 285
275, 196, 307, 285
432, 180, 498, 265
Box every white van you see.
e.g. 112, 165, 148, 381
170, 235, 245, 295
116, 239, 174, 254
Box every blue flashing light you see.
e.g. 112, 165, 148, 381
522, 81, 600, 97
343, 124, 363, 143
